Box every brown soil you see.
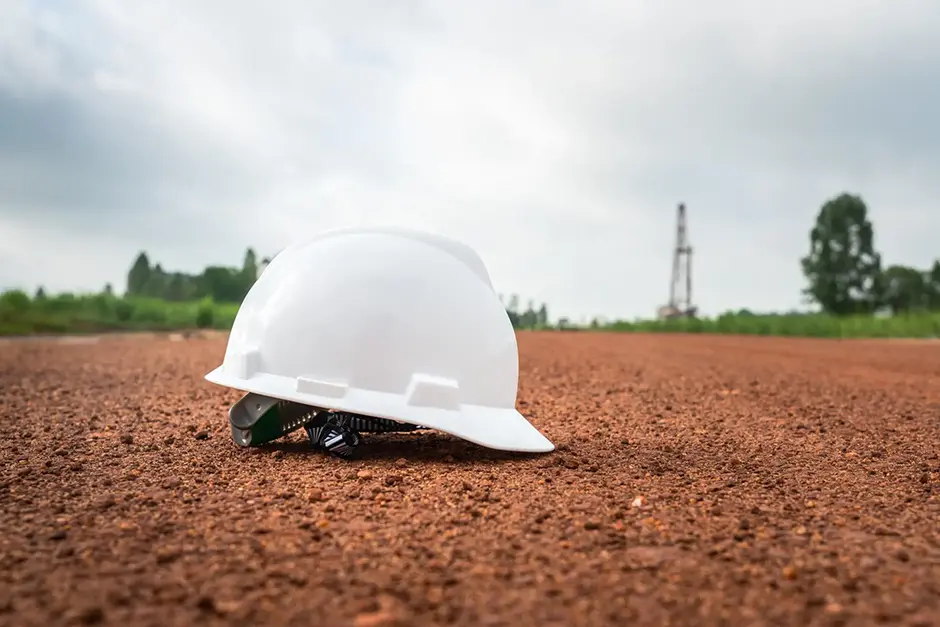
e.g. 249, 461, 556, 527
1, 332, 939, 627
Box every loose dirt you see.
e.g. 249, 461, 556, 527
1, 332, 939, 626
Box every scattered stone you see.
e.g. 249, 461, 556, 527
194, 430, 209, 440
119, 434, 133, 445
156, 549, 181, 564
196, 595, 218, 614
6, 320, 940, 625
353, 610, 400, 627
75, 606, 105, 625
353, 594, 408, 627
824, 602, 844, 615
55, 546, 75, 558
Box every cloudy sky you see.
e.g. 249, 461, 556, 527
1, 0, 938, 322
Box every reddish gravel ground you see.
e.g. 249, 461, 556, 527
1, 332, 939, 627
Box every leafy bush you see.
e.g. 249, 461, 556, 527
196, 298, 215, 329
130, 299, 169, 325
0, 290, 31, 316
114, 299, 134, 322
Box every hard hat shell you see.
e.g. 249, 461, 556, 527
205, 226, 554, 453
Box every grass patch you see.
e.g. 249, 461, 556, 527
2, 289, 939, 339
600, 311, 940, 338
0, 291, 239, 336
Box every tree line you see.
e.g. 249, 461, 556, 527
116, 191, 937, 325
123, 248, 552, 328
125, 249, 267, 304
800, 193, 940, 315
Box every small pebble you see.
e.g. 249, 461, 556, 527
75, 606, 105, 625
353, 610, 399, 627
824, 602, 844, 615
196, 595, 217, 613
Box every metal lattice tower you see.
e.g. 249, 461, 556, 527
666, 203, 695, 317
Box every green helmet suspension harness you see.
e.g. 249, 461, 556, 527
228, 392, 426, 458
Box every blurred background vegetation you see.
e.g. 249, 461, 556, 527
2, 193, 938, 338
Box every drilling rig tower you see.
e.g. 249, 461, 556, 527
657, 202, 697, 320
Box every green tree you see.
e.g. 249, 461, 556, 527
929, 260, 940, 309
536, 303, 548, 327
126, 252, 152, 296
881, 265, 929, 314
519, 299, 538, 329
800, 193, 883, 315
240, 248, 260, 297
165, 273, 187, 302
242, 248, 258, 278
34, 286, 46, 301
143, 263, 169, 298
201, 266, 245, 303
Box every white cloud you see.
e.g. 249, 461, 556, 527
1, 0, 939, 320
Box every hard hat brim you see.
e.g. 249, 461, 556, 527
205, 366, 555, 454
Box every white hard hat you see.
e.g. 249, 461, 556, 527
204, 226, 554, 453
